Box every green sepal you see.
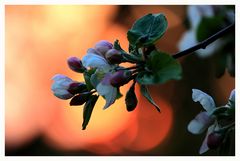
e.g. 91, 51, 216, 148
82, 94, 99, 130
125, 82, 138, 112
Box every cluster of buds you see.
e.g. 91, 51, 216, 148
51, 40, 139, 129
94, 40, 123, 64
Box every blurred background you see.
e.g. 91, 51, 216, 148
5, 5, 235, 156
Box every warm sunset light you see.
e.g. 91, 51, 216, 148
5, 5, 174, 154
5, 5, 234, 156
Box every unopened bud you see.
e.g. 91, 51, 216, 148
110, 70, 132, 87
207, 132, 224, 149
67, 57, 86, 73
125, 82, 138, 111
68, 82, 87, 95
51, 74, 74, 100
105, 49, 122, 64
70, 92, 92, 106
94, 40, 113, 55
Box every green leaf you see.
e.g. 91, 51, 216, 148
196, 16, 224, 42
83, 68, 96, 91
140, 85, 160, 112
127, 13, 168, 48
82, 95, 99, 130
125, 82, 138, 112
136, 50, 182, 85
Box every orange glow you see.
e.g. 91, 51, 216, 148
5, 5, 174, 154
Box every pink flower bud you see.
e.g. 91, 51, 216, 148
67, 57, 86, 73
207, 132, 224, 149
105, 49, 122, 64
94, 40, 113, 55
110, 70, 132, 87
68, 82, 87, 95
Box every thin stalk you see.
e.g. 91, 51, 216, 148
172, 23, 235, 59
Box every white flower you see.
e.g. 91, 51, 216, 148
178, 5, 223, 58
51, 74, 74, 100
188, 89, 216, 135
188, 5, 214, 29
188, 88, 235, 154
229, 89, 235, 102
188, 89, 217, 154
82, 45, 118, 109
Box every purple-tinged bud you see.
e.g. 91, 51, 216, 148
105, 49, 122, 64
51, 74, 74, 100
94, 40, 113, 55
207, 132, 224, 149
67, 57, 86, 73
68, 82, 87, 95
70, 92, 92, 106
110, 70, 132, 87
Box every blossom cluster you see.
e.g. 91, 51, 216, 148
188, 89, 235, 154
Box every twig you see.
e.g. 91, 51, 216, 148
172, 23, 235, 59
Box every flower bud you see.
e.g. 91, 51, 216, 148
87, 48, 103, 57
207, 132, 224, 149
110, 70, 132, 87
68, 82, 87, 95
94, 40, 113, 55
67, 57, 86, 73
105, 49, 122, 64
51, 74, 74, 99
125, 82, 138, 111
69, 92, 92, 106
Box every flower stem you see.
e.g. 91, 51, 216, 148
172, 23, 235, 59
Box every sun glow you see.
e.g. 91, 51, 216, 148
5, 5, 173, 154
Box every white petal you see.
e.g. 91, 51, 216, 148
229, 89, 235, 102
187, 112, 214, 134
82, 53, 110, 70
96, 82, 117, 109
52, 74, 72, 81
178, 30, 197, 51
197, 39, 223, 58
198, 5, 214, 17
53, 89, 73, 100
188, 5, 214, 29
192, 89, 216, 112
199, 124, 215, 154
187, 6, 202, 29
